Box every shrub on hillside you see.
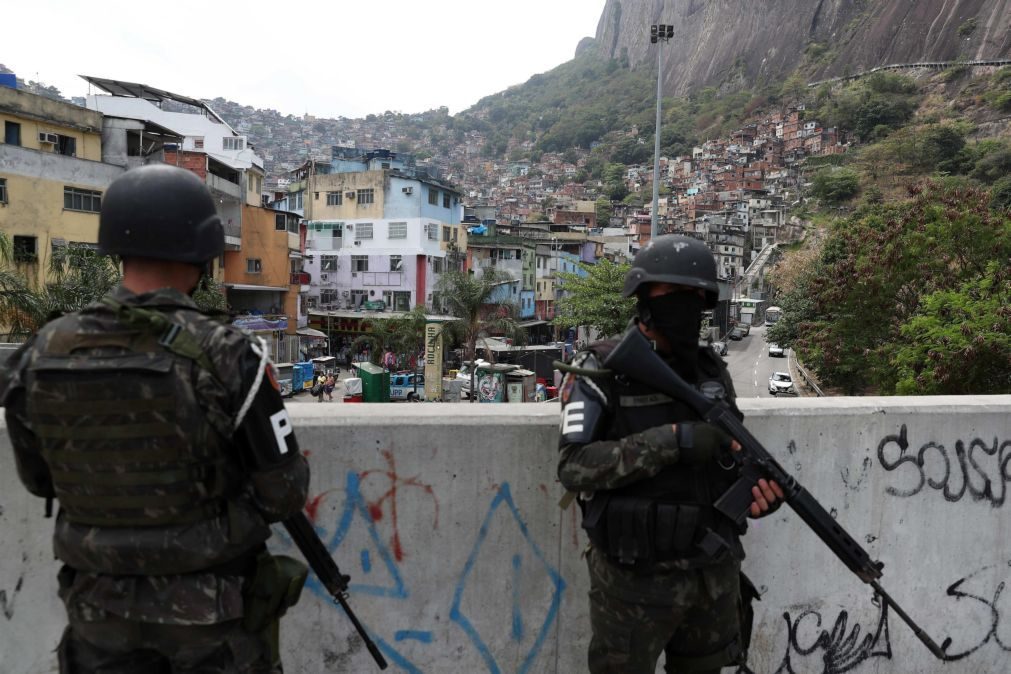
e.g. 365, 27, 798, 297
811, 168, 860, 203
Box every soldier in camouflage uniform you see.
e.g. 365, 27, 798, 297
2, 164, 310, 673
557, 235, 784, 673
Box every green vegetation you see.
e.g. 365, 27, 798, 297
810, 168, 860, 204
810, 73, 921, 141
554, 259, 635, 338
767, 182, 1010, 394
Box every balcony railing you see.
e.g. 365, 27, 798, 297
290, 272, 311, 285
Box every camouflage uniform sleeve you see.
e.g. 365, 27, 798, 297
556, 352, 680, 492
204, 325, 310, 523
1, 338, 54, 499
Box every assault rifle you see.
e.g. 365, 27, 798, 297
284, 513, 389, 669
603, 327, 948, 660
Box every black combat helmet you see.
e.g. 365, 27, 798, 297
99, 164, 224, 264
623, 234, 719, 308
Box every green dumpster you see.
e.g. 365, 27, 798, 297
355, 362, 390, 402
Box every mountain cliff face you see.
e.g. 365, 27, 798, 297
595, 0, 1011, 94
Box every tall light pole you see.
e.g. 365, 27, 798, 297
650, 23, 674, 240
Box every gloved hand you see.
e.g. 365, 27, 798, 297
674, 422, 735, 464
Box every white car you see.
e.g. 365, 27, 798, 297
768, 342, 785, 357
768, 372, 795, 395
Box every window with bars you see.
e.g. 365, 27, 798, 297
442, 226, 451, 242
427, 223, 438, 241
443, 193, 451, 208
390, 255, 403, 272
0, 178, 6, 204
326, 191, 342, 206
428, 188, 439, 205
63, 187, 102, 213
388, 222, 407, 239
275, 214, 286, 231
432, 257, 444, 274
246, 258, 262, 273
321, 255, 337, 272
355, 223, 373, 240
320, 289, 338, 305
356, 188, 374, 205
193, 137, 204, 149
351, 255, 368, 272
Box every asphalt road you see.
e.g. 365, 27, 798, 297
722, 325, 796, 398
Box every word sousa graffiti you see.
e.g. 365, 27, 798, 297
877, 424, 1011, 505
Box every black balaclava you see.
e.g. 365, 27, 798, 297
644, 291, 705, 379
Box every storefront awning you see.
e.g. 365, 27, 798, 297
296, 327, 327, 338
519, 320, 548, 328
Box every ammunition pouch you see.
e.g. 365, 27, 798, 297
585, 495, 726, 567
242, 551, 308, 635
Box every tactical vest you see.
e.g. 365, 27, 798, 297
25, 301, 235, 529
581, 341, 745, 569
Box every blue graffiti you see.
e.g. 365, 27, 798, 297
395, 630, 435, 644
450, 482, 567, 674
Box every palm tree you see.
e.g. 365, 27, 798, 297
436, 269, 526, 402
0, 240, 120, 340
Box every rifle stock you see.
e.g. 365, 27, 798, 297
283, 513, 388, 669
602, 327, 947, 660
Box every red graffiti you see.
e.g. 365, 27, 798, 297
359, 450, 439, 562
304, 491, 335, 523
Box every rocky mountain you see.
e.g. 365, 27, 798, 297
596, 0, 1011, 95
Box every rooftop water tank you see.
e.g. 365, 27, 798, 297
0, 73, 17, 89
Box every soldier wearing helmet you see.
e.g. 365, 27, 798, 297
2, 164, 310, 673
557, 234, 782, 673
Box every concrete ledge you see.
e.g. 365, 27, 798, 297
2, 396, 1010, 673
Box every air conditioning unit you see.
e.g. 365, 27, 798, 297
351, 272, 358, 278
342, 290, 349, 297
346, 223, 353, 229
38, 132, 58, 144
321, 273, 328, 281
402, 187, 413, 195
353, 240, 362, 246
346, 191, 356, 199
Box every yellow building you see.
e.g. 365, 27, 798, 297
0, 83, 122, 286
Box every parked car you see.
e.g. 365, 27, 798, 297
390, 372, 424, 401
738, 323, 751, 336
711, 341, 728, 356
728, 328, 744, 341
768, 342, 785, 357
768, 372, 795, 395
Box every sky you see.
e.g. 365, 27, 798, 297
5, 0, 607, 119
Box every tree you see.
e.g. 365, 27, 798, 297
435, 270, 525, 402
776, 181, 1011, 394
0, 242, 121, 339
554, 259, 635, 338
889, 263, 1010, 394
595, 197, 614, 227
810, 168, 860, 204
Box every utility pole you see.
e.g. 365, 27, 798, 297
650, 24, 674, 240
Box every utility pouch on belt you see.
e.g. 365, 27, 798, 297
605, 498, 654, 565
242, 552, 309, 633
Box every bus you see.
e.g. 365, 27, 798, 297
765, 306, 783, 325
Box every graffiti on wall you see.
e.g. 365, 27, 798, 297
286, 452, 566, 673
877, 424, 1011, 505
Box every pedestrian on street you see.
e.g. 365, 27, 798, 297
1, 164, 310, 673
315, 373, 327, 403
324, 373, 335, 402
556, 234, 783, 674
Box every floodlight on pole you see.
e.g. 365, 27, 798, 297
650, 23, 674, 241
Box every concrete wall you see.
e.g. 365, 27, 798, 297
2, 397, 1010, 674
